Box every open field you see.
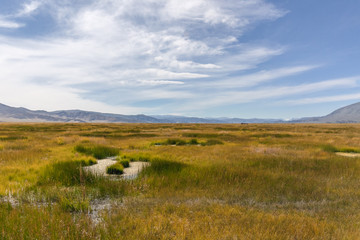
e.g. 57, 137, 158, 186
1, 123, 360, 239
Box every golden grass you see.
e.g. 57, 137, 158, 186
0, 123, 360, 239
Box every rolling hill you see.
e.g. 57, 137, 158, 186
1, 102, 360, 123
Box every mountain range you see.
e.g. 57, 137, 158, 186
1, 102, 360, 123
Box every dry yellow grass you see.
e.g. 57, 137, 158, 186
0, 123, 360, 239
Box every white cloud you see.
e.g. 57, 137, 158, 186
0, 81, 147, 114
0, 0, 294, 114
0, 18, 24, 29
207, 65, 318, 88
182, 76, 360, 110
16, 1, 42, 17
285, 92, 360, 105
0, 1, 42, 29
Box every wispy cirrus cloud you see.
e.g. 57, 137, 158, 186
206, 65, 319, 88
178, 76, 360, 111
1, 0, 357, 117
0, 18, 24, 28
0, 0, 42, 28
285, 91, 360, 105
0, 0, 289, 113
16, 1, 42, 17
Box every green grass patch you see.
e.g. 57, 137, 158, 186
0, 136, 27, 141
116, 156, 130, 168
322, 144, 338, 153
77, 156, 97, 166
322, 144, 360, 153
59, 197, 90, 213
200, 139, 224, 146
120, 159, 130, 168
251, 133, 293, 138
165, 138, 187, 145
142, 158, 187, 175
107, 163, 124, 175
337, 147, 360, 153
37, 160, 97, 186
182, 133, 220, 138
74, 144, 119, 159
153, 138, 224, 146
121, 153, 152, 162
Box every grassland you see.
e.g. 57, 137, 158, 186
0, 123, 360, 239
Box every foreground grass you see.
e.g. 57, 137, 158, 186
1, 123, 360, 239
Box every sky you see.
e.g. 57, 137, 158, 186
0, 0, 360, 119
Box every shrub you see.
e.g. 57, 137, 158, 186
107, 163, 124, 175
75, 144, 119, 159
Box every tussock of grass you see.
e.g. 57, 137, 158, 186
153, 138, 223, 146
251, 133, 293, 138
0, 136, 27, 141
74, 144, 119, 159
106, 163, 124, 175
200, 139, 223, 146
337, 147, 360, 153
322, 144, 338, 153
322, 144, 360, 153
143, 158, 187, 175
182, 133, 220, 138
60, 197, 90, 213
78, 156, 97, 166
189, 138, 199, 145
165, 138, 187, 145
116, 155, 130, 168
121, 153, 151, 162
37, 160, 97, 186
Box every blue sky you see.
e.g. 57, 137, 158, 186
0, 0, 360, 119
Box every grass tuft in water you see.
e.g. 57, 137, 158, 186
107, 163, 124, 175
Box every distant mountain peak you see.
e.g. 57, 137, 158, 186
1, 102, 360, 123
